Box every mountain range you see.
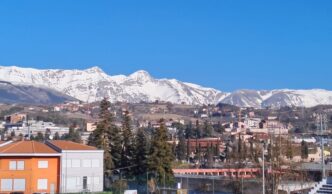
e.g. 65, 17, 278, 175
0, 80, 75, 105
0, 65, 331, 108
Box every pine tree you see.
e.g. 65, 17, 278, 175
148, 119, 174, 185
195, 120, 201, 138
121, 111, 135, 175
133, 128, 148, 181
206, 145, 214, 168
237, 134, 242, 158
286, 139, 293, 159
203, 120, 213, 137
54, 132, 60, 140
185, 121, 193, 138
88, 98, 114, 174
176, 126, 187, 161
301, 140, 309, 159
64, 125, 81, 143
249, 138, 254, 161
35, 132, 44, 142
110, 124, 122, 169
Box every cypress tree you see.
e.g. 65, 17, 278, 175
148, 119, 174, 185
301, 140, 309, 159
176, 126, 187, 161
286, 139, 293, 159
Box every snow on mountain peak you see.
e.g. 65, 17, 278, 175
0, 65, 332, 108
85, 66, 104, 73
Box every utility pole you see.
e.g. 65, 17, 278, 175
262, 143, 265, 194
320, 114, 326, 179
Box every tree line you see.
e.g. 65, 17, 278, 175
88, 98, 174, 190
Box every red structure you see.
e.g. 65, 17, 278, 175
173, 168, 260, 179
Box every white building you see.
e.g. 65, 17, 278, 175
244, 118, 261, 128
46, 140, 104, 193
6, 120, 69, 137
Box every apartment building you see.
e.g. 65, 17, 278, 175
46, 140, 104, 193
0, 141, 61, 194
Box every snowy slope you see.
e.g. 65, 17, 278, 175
0, 65, 332, 108
0, 66, 228, 105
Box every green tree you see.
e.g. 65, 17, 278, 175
206, 145, 214, 168
88, 98, 114, 175
63, 125, 81, 143
203, 120, 213, 137
54, 132, 60, 140
35, 132, 44, 142
301, 140, 309, 159
148, 119, 174, 185
195, 120, 201, 138
286, 139, 293, 159
237, 134, 242, 159
133, 128, 148, 182
176, 125, 187, 161
120, 111, 135, 175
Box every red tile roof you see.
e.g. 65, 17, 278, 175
47, 140, 97, 151
0, 141, 59, 155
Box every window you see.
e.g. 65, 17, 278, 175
38, 161, 48, 169
93, 177, 100, 185
62, 159, 66, 167
82, 159, 91, 167
1, 179, 12, 191
66, 159, 72, 168
91, 159, 99, 167
9, 161, 16, 170
72, 159, 80, 168
13, 179, 25, 191
17, 161, 24, 170
9, 161, 24, 170
37, 179, 48, 190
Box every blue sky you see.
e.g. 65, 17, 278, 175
0, 1, 331, 91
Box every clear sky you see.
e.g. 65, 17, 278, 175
0, 1, 331, 91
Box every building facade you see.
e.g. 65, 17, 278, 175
0, 141, 61, 194
46, 140, 104, 193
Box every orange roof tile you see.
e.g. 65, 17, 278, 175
47, 140, 97, 151
0, 141, 59, 155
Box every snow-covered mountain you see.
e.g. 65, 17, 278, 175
221, 89, 332, 108
0, 80, 76, 104
0, 65, 331, 108
0, 66, 227, 105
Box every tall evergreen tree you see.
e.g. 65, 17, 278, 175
301, 140, 309, 159
185, 122, 193, 139
206, 145, 214, 168
133, 128, 148, 182
195, 120, 201, 138
286, 139, 293, 159
88, 98, 114, 174
203, 120, 213, 137
121, 111, 135, 173
148, 119, 174, 185
176, 126, 187, 161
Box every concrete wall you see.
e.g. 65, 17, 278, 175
60, 151, 104, 193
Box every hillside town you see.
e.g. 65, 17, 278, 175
0, 99, 332, 194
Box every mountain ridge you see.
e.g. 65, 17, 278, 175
0, 65, 331, 108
